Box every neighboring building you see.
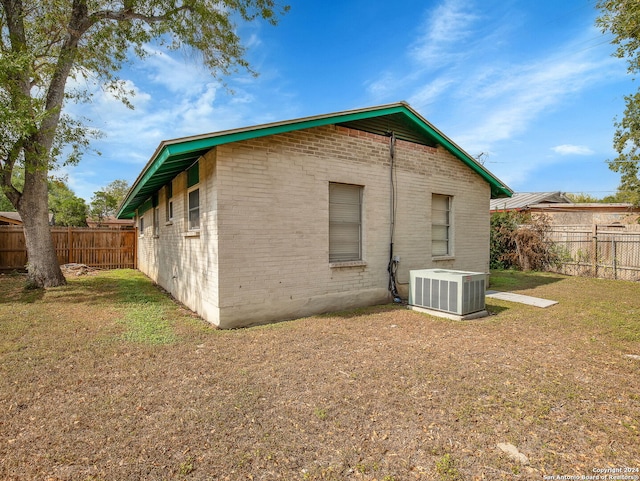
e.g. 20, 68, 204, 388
0, 211, 54, 226
117, 102, 512, 328
490, 191, 572, 212
489, 192, 639, 225
0, 212, 23, 226
523, 203, 640, 226
86, 216, 135, 229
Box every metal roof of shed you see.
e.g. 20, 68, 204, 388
490, 192, 572, 211
118, 102, 512, 219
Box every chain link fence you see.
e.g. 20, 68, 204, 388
547, 225, 640, 281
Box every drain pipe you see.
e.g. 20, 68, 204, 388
387, 131, 401, 303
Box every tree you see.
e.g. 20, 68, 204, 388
596, 0, 640, 206
601, 191, 635, 203
49, 179, 88, 226
0, 0, 288, 288
0, 169, 87, 224
0, 194, 13, 211
565, 193, 602, 203
89, 179, 128, 224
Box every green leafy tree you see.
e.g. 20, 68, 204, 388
0, 194, 13, 212
0, 170, 86, 224
49, 179, 88, 226
601, 191, 635, 203
89, 179, 129, 224
596, 0, 640, 206
0, 168, 23, 211
89, 191, 116, 224
0, 0, 288, 288
565, 193, 613, 203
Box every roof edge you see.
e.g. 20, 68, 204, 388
118, 102, 512, 218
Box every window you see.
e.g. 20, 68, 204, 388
188, 187, 200, 230
139, 214, 144, 235
329, 183, 362, 262
153, 206, 160, 237
432, 194, 451, 256
187, 162, 200, 231
165, 181, 173, 222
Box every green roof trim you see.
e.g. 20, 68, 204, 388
117, 102, 512, 219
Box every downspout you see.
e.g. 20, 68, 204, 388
387, 132, 402, 303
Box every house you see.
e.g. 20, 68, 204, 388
117, 102, 512, 328
0, 211, 54, 226
517, 202, 640, 226
489, 191, 572, 212
85, 215, 135, 229
0, 212, 23, 226
489, 192, 640, 225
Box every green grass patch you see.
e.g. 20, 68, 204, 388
98, 270, 178, 344
118, 303, 177, 345
489, 269, 566, 291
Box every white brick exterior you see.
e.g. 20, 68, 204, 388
136, 125, 490, 328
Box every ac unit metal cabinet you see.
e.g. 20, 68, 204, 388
409, 269, 486, 316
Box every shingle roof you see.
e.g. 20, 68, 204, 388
0, 211, 22, 224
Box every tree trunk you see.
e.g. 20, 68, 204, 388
18, 168, 66, 288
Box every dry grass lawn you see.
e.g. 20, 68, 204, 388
0, 269, 639, 481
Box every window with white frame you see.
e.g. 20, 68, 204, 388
187, 162, 200, 231
188, 187, 200, 230
329, 182, 363, 262
432, 194, 452, 256
165, 181, 173, 222
138, 214, 144, 235
153, 206, 160, 237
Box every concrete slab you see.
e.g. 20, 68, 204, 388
409, 305, 489, 320
485, 290, 558, 308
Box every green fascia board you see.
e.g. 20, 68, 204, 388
117, 102, 512, 218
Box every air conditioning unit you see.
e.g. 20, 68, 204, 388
409, 269, 486, 316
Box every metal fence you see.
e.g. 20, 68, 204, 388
546, 225, 640, 281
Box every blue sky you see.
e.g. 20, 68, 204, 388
63, 0, 632, 203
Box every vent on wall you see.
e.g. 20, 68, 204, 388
409, 269, 486, 316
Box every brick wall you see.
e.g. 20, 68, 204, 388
137, 124, 490, 327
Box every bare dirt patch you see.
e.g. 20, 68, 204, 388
0, 270, 638, 480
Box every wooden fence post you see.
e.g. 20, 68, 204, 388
592, 224, 597, 278
67, 226, 73, 264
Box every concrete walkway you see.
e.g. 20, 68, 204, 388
485, 290, 558, 308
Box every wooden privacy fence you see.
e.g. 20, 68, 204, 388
546, 224, 640, 281
0, 226, 137, 271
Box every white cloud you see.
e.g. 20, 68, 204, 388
453, 53, 616, 152
408, 77, 457, 109
97, 79, 152, 110
366, 72, 404, 99
410, 0, 479, 67
140, 45, 214, 95
365, 1, 623, 160
401, 9, 624, 191
552, 144, 595, 156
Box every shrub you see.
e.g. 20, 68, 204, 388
490, 211, 558, 271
